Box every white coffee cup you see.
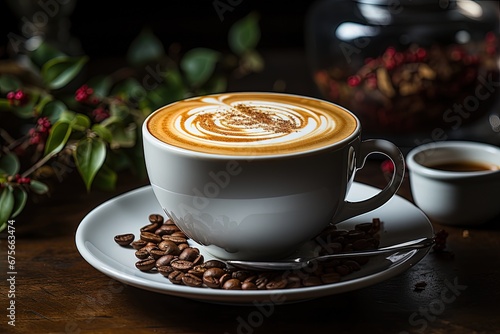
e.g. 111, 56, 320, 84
407, 141, 500, 226
142, 92, 405, 260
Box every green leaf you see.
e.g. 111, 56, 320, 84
11, 187, 27, 218
74, 138, 106, 191
13, 90, 39, 119
109, 123, 137, 149
29, 180, 49, 195
0, 99, 10, 110
41, 55, 89, 90
241, 50, 264, 72
180, 48, 220, 87
71, 113, 91, 131
93, 164, 117, 191
111, 78, 146, 102
29, 41, 65, 68
58, 110, 77, 123
0, 153, 20, 176
0, 75, 22, 93
206, 76, 227, 94
100, 115, 122, 128
109, 102, 130, 120
44, 121, 72, 156
91, 124, 113, 143
87, 75, 113, 98
228, 12, 261, 55
0, 187, 14, 226
126, 28, 165, 66
41, 100, 66, 123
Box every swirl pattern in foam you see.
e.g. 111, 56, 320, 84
147, 93, 358, 156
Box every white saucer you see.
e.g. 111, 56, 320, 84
75, 183, 433, 304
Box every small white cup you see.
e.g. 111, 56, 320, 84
406, 141, 500, 226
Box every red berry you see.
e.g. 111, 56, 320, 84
415, 48, 427, 61
75, 84, 94, 102
347, 75, 361, 87
6, 89, 28, 106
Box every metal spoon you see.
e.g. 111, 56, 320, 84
226, 237, 435, 271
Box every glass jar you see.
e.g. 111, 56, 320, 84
306, 0, 499, 148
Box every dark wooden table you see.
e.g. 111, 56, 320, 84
2, 158, 500, 334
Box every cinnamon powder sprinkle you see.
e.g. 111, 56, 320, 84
216, 103, 300, 134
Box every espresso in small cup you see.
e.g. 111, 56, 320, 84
143, 92, 405, 260
426, 160, 499, 172
407, 141, 500, 226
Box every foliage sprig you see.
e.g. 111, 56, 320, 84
0, 13, 262, 231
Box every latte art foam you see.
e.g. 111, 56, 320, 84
147, 93, 357, 156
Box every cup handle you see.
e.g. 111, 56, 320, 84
333, 139, 405, 224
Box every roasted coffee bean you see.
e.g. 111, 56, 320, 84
346, 230, 366, 240
202, 260, 226, 269
170, 259, 194, 272
154, 224, 180, 236
141, 222, 160, 233
168, 270, 184, 284
232, 270, 253, 281
178, 243, 189, 251
141, 242, 158, 253
188, 266, 206, 278
179, 247, 200, 262
219, 273, 232, 287
202, 267, 226, 288
286, 275, 303, 289
241, 281, 258, 290
223, 278, 242, 290
321, 272, 341, 284
164, 218, 176, 225
158, 240, 181, 255
266, 277, 288, 290
171, 231, 188, 238
135, 249, 150, 260
158, 265, 174, 277
192, 254, 204, 266
156, 254, 177, 267
344, 260, 361, 271
135, 258, 156, 271
255, 276, 269, 290
130, 239, 147, 250
150, 248, 166, 260
182, 273, 203, 287
319, 242, 343, 255
149, 214, 164, 225
162, 235, 187, 244
302, 276, 322, 287
243, 275, 258, 283
140, 231, 162, 244
114, 233, 135, 246
355, 222, 374, 232
335, 264, 351, 276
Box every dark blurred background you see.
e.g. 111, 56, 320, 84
0, 0, 311, 57
0, 0, 320, 96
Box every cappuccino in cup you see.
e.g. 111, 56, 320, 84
146, 93, 357, 156
143, 92, 404, 260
